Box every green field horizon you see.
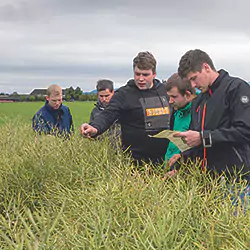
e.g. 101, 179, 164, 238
0, 101, 95, 128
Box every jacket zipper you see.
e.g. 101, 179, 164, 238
232, 147, 244, 163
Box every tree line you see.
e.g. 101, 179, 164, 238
0, 86, 98, 102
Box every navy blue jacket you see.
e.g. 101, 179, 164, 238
32, 101, 73, 136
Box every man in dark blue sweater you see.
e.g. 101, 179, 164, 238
32, 84, 73, 136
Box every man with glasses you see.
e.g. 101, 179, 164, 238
81, 51, 172, 166
32, 84, 73, 136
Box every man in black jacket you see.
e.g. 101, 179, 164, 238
90, 79, 121, 148
81, 51, 171, 165
90, 79, 115, 123
175, 49, 250, 183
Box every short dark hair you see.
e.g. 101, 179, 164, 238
96, 79, 114, 92
178, 49, 216, 78
165, 73, 195, 96
133, 51, 157, 73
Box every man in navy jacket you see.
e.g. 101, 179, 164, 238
32, 84, 73, 136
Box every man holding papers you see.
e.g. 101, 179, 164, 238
175, 49, 250, 184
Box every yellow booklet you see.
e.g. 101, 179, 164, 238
149, 130, 193, 152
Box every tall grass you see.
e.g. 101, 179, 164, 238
0, 121, 249, 249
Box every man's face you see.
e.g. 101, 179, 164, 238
46, 92, 62, 110
167, 86, 191, 110
98, 89, 114, 107
186, 63, 210, 93
134, 66, 156, 90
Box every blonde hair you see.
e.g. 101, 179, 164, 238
47, 84, 62, 97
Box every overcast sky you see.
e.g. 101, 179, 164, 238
1, 0, 250, 94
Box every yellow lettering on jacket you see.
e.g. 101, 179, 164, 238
146, 107, 170, 117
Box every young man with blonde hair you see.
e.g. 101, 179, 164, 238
32, 84, 73, 136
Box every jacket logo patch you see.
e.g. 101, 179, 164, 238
146, 107, 170, 116
241, 96, 249, 104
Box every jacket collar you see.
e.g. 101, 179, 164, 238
95, 99, 105, 110
126, 78, 162, 90
174, 102, 192, 118
45, 100, 63, 114
209, 69, 228, 94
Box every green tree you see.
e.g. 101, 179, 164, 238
20, 95, 29, 102
37, 95, 45, 102
29, 95, 36, 102
11, 91, 19, 96
65, 87, 75, 101
79, 94, 87, 102
74, 86, 83, 100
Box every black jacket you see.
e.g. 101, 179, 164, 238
89, 99, 121, 146
90, 79, 171, 163
89, 100, 105, 123
184, 69, 250, 181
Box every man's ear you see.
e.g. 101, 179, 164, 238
185, 90, 192, 100
45, 95, 49, 101
203, 63, 211, 72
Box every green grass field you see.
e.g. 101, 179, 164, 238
0, 101, 95, 128
0, 101, 249, 249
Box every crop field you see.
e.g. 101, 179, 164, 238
0, 101, 249, 249
0, 101, 95, 128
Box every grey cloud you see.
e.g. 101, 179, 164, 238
0, 0, 250, 94
1, 0, 249, 37
0, 1, 44, 22
2, 0, 250, 30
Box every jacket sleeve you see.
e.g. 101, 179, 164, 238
68, 108, 74, 132
32, 113, 50, 134
208, 81, 250, 145
90, 91, 123, 135
89, 109, 95, 123
170, 147, 202, 170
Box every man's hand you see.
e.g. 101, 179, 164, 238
162, 170, 178, 180
80, 123, 98, 138
174, 130, 202, 147
168, 154, 181, 167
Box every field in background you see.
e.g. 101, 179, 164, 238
0, 101, 95, 128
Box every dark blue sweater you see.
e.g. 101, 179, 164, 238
32, 101, 73, 136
